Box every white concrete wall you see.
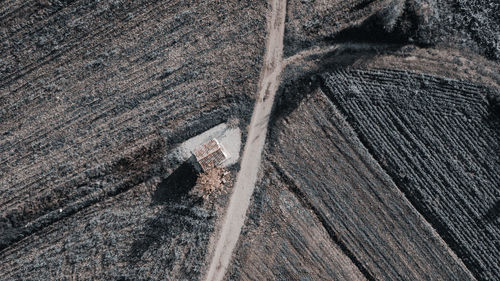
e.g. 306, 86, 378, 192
169, 123, 241, 167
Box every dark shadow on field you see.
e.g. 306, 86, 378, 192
127, 202, 198, 264
127, 158, 203, 264
328, 1, 436, 47
486, 92, 500, 185
151, 156, 199, 204
331, 14, 409, 45
483, 200, 499, 224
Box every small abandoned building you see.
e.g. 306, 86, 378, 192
192, 138, 229, 172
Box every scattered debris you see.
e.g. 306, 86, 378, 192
191, 166, 230, 199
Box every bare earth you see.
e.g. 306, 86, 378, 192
1, 0, 499, 280
204, 0, 286, 280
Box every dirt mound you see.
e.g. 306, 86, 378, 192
285, 0, 500, 60
192, 167, 230, 199
284, 0, 396, 56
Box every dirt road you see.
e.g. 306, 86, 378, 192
203, 3, 366, 280
204, 0, 287, 280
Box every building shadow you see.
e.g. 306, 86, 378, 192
127, 157, 202, 263
151, 156, 199, 204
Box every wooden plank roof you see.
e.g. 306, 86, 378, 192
193, 139, 228, 171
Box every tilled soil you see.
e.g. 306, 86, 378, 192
226, 164, 366, 281
0, 178, 215, 280
0, 0, 267, 279
322, 69, 500, 280
229, 88, 474, 280
2, 1, 500, 280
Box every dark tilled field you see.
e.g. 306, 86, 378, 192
322, 69, 500, 280
229, 88, 473, 280
0, 0, 267, 279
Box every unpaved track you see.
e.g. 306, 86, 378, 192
203, 4, 392, 280
204, 0, 286, 280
